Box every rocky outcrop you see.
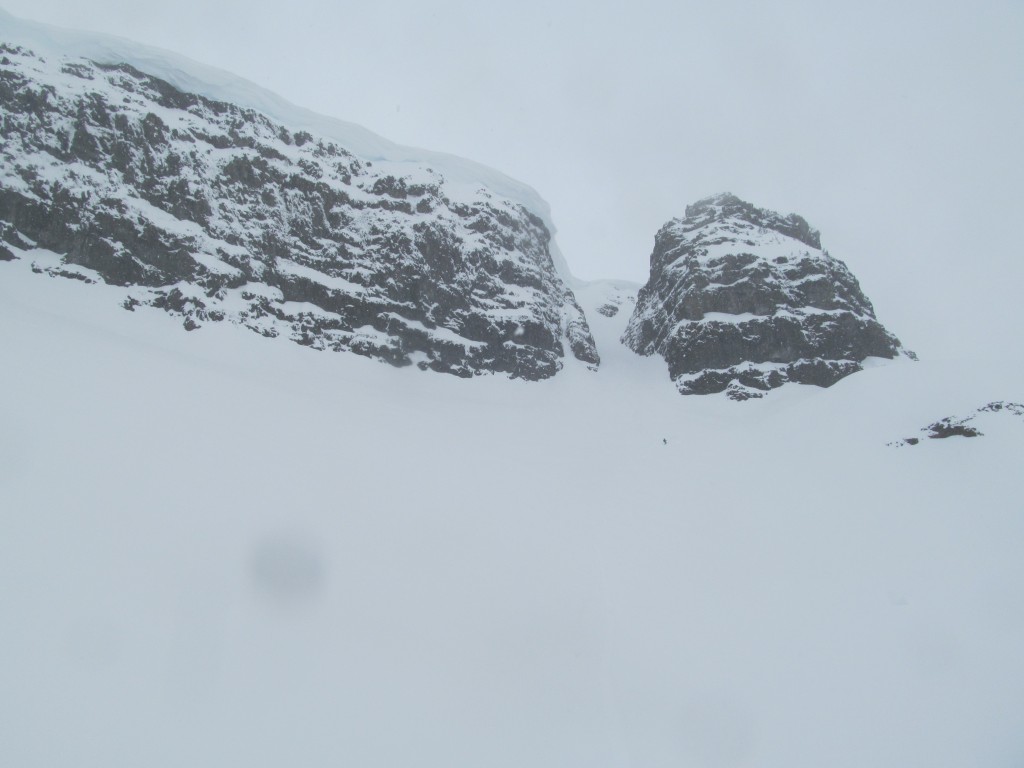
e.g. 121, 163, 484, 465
622, 193, 910, 399
0, 42, 598, 379
890, 402, 1024, 446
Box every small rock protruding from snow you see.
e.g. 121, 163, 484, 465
889, 401, 1024, 446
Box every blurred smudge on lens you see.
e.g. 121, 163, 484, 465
249, 534, 324, 605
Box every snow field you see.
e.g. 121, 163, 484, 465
2, 259, 1023, 767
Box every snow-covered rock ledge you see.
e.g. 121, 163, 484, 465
0, 13, 598, 379
623, 193, 912, 399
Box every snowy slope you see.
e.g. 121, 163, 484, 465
2, 11, 1024, 768
3, 248, 1024, 768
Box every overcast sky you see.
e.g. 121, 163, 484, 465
3, 1, 1023, 362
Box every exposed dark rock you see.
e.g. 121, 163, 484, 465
0, 43, 598, 379
979, 402, 1024, 416
889, 401, 1024, 446
926, 422, 981, 439
623, 193, 909, 399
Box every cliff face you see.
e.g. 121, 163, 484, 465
0, 41, 598, 379
622, 194, 909, 399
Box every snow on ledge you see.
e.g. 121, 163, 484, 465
0, 9, 577, 284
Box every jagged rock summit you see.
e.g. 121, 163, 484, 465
622, 193, 910, 400
0, 17, 598, 380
